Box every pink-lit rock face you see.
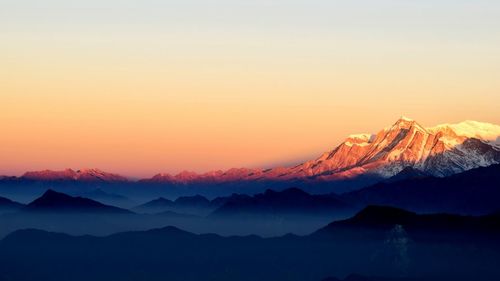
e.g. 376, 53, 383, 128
141, 117, 500, 183
16, 117, 500, 184
282, 117, 500, 179
22, 168, 128, 183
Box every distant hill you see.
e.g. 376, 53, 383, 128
343, 164, 500, 215
76, 188, 135, 208
1, 206, 500, 281
134, 197, 175, 213
211, 187, 356, 218
0, 196, 24, 214
134, 194, 225, 216
313, 205, 500, 244
24, 189, 132, 214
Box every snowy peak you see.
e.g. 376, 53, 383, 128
141, 117, 500, 184
12, 117, 500, 185
399, 116, 414, 121
75, 168, 129, 182
345, 134, 373, 147
429, 120, 500, 146
387, 117, 428, 134
270, 117, 500, 180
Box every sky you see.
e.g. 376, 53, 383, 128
1, 0, 499, 178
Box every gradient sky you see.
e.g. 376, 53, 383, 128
1, 0, 499, 178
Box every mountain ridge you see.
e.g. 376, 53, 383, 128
2, 206, 500, 281
140, 117, 500, 183
2, 118, 499, 187
24, 189, 132, 214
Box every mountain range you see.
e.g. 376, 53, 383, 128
2, 118, 499, 191
1, 163, 499, 218
0, 163, 499, 248
1, 205, 499, 281
0, 117, 498, 281
133, 194, 224, 216
211, 188, 353, 218
140, 118, 500, 184
21, 168, 128, 182
344, 163, 500, 215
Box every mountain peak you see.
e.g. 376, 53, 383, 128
41, 189, 64, 198
429, 120, 500, 145
353, 205, 417, 220
389, 116, 426, 132
15, 117, 500, 187
398, 116, 414, 122
25, 189, 130, 213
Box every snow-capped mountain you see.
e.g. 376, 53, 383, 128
428, 120, 500, 148
142, 117, 500, 183
7, 117, 500, 185
282, 117, 500, 179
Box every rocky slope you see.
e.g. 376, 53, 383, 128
143, 117, 500, 183
5, 118, 500, 185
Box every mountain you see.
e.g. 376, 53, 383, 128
1, 207, 500, 281
76, 188, 135, 208
134, 197, 175, 213
0, 196, 24, 214
175, 194, 211, 207
21, 168, 128, 183
134, 194, 225, 216
139, 168, 262, 184
281, 117, 500, 179
313, 205, 500, 243
141, 117, 500, 185
429, 120, 500, 147
24, 189, 131, 214
342, 164, 500, 215
211, 187, 354, 218
1, 117, 498, 196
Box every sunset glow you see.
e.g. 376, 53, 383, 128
1, 0, 499, 177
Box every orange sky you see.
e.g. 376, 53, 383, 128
1, 1, 499, 178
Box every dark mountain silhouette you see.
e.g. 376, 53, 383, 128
24, 189, 131, 214
175, 194, 211, 207
134, 194, 227, 216
1, 206, 500, 281
313, 205, 500, 244
0, 196, 24, 213
0, 189, 338, 238
0, 191, 203, 239
76, 188, 135, 208
343, 164, 500, 215
211, 187, 355, 218
79, 188, 129, 201
134, 197, 175, 213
